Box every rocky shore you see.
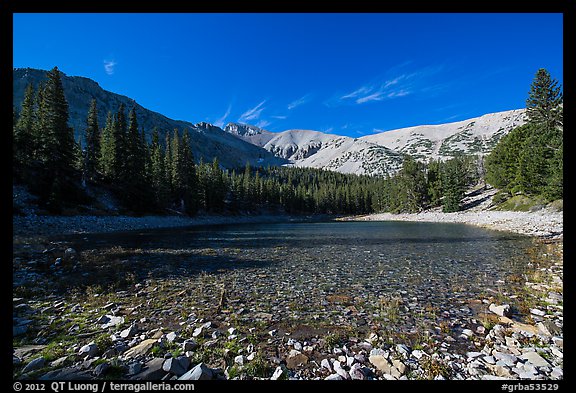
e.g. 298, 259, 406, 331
346, 208, 563, 239
13, 213, 300, 239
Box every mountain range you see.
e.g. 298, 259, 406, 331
13, 68, 527, 176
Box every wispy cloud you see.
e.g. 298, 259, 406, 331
214, 104, 232, 128
103, 59, 117, 75
256, 120, 271, 129
288, 94, 312, 110
355, 92, 383, 104
339, 63, 446, 105
341, 85, 373, 99
271, 115, 287, 120
239, 100, 266, 123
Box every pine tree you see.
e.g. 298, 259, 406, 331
120, 107, 148, 210
113, 103, 128, 183
14, 83, 37, 170
441, 157, 466, 213
395, 156, 428, 213
180, 129, 198, 214
35, 67, 76, 210
170, 129, 183, 209
164, 132, 173, 199
99, 111, 116, 180
426, 159, 443, 207
526, 68, 563, 130
149, 128, 169, 208
83, 99, 100, 182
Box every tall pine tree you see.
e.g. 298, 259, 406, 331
36, 67, 76, 210
14, 83, 37, 172
526, 68, 563, 131
83, 99, 100, 182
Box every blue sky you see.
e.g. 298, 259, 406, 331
13, 13, 563, 137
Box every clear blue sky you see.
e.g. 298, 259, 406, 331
13, 13, 563, 137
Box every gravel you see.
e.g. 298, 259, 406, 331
349, 209, 562, 239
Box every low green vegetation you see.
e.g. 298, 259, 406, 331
493, 195, 547, 212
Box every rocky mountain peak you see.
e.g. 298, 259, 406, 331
224, 123, 266, 137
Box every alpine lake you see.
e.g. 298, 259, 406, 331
13, 220, 563, 380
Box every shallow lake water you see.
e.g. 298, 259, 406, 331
55, 220, 538, 346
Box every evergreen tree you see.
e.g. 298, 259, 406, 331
121, 107, 148, 210
180, 129, 198, 214
99, 111, 116, 180
426, 159, 443, 207
526, 68, 563, 130
14, 83, 37, 171
394, 156, 428, 213
170, 129, 183, 209
113, 103, 128, 183
83, 99, 100, 182
35, 67, 76, 210
441, 157, 466, 213
149, 128, 169, 208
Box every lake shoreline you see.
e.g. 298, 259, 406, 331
342, 209, 563, 240
12, 213, 316, 239
13, 206, 563, 241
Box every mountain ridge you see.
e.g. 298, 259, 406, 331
13, 67, 285, 169
14, 67, 526, 176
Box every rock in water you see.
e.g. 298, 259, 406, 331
64, 248, 77, 261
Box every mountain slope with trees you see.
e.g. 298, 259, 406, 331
13, 67, 284, 169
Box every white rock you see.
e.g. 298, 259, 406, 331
270, 365, 287, 380
489, 303, 511, 317
321, 358, 332, 371
78, 343, 99, 358
234, 355, 244, 365
333, 360, 350, 379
